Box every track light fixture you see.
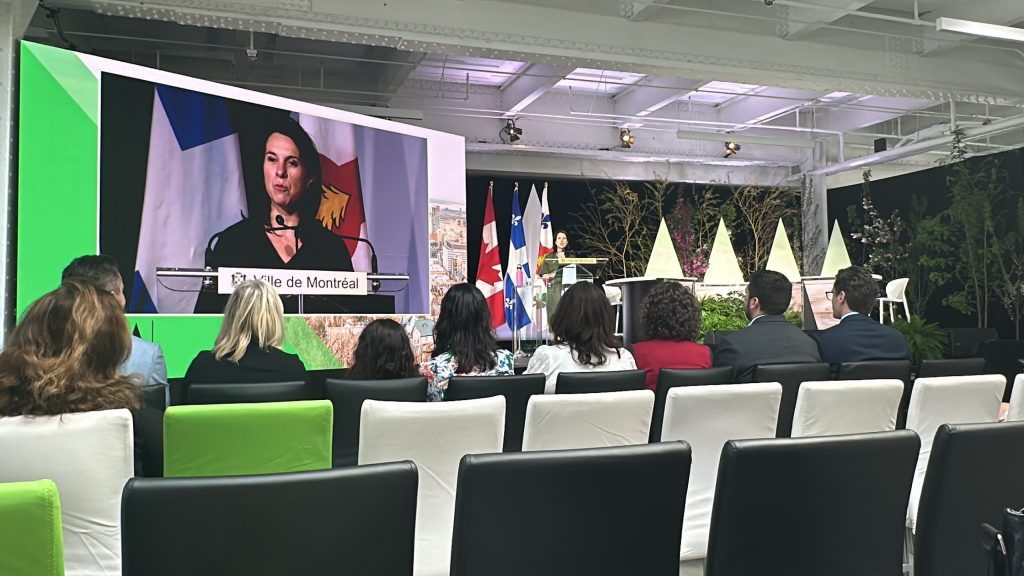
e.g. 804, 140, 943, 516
723, 141, 742, 158
501, 119, 523, 143
763, 0, 774, 6
619, 128, 636, 148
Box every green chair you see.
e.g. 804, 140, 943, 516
164, 400, 333, 478
0, 479, 64, 576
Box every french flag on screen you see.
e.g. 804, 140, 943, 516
130, 85, 246, 313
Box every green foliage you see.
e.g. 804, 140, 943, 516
891, 316, 947, 365
905, 193, 953, 317
850, 169, 908, 280
574, 181, 667, 278
697, 293, 749, 342
784, 309, 803, 329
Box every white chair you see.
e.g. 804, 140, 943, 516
878, 277, 910, 323
1008, 374, 1024, 422
660, 383, 781, 576
904, 375, 1004, 533
791, 379, 904, 437
359, 397, 505, 576
0, 409, 134, 576
521, 390, 654, 452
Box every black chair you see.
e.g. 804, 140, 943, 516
185, 380, 320, 405
324, 377, 427, 467
705, 431, 920, 576
134, 384, 168, 478
139, 384, 168, 412
918, 358, 985, 378
168, 377, 186, 406
913, 422, 1024, 576
751, 363, 830, 438
121, 463, 418, 576
446, 374, 545, 452
837, 360, 914, 428
981, 341, 1024, 401
450, 442, 691, 576
650, 366, 735, 442
555, 369, 646, 394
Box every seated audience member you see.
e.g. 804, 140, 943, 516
0, 280, 141, 416
421, 284, 514, 401
184, 279, 306, 385
632, 281, 712, 391
525, 281, 637, 393
813, 265, 910, 365
62, 255, 168, 392
348, 319, 418, 380
712, 269, 821, 381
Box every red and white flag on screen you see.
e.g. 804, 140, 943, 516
476, 182, 506, 329
537, 182, 554, 275
297, 115, 371, 271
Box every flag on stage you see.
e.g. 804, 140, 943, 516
131, 85, 246, 313
475, 182, 505, 329
537, 182, 554, 274
504, 273, 532, 331
506, 183, 532, 285
522, 183, 542, 278
297, 115, 371, 271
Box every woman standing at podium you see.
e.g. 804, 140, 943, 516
538, 230, 573, 277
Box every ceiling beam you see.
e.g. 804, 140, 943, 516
716, 87, 824, 127
780, 0, 877, 41
500, 63, 571, 117
611, 75, 702, 117
810, 96, 936, 133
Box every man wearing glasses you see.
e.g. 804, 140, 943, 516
813, 265, 909, 365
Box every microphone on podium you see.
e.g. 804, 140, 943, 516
274, 214, 380, 275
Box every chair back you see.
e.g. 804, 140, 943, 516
913, 422, 1024, 576
358, 397, 505, 576
122, 464, 418, 576
886, 277, 909, 299
791, 379, 903, 437
522, 390, 654, 451
661, 383, 781, 562
0, 409, 133, 576
446, 374, 545, 452
651, 366, 735, 442
555, 369, 646, 394
705, 431, 920, 576
186, 380, 319, 404
917, 358, 985, 378
751, 362, 830, 437
163, 400, 333, 477
837, 359, 912, 382
140, 384, 167, 412
0, 480, 64, 576
324, 377, 427, 467
904, 375, 1005, 532
450, 443, 692, 576
1009, 374, 1024, 422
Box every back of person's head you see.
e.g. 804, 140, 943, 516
213, 279, 285, 363
834, 266, 878, 314
0, 280, 139, 416
62, 254, 121, 293
747, 269, 793, 315
549, 281, 621, 367
432, 283, 498, 373
641, 281, 701, 342
349, 319, 417, 380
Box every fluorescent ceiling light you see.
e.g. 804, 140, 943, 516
676, 129, 816, 149
935, 17, 1024, 44
335, 104, 424, 121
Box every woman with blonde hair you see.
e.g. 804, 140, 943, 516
0, 280, 141, 416
185, 279, 306, 385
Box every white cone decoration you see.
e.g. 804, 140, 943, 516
644, 218, 685, 279
703, 217, 746, 284
765, 219, 801, 282
819, 220, 853, 277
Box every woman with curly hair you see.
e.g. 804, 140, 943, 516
631, 280, 711, 390
348, 319, 418, 380
0, 280, 141, 416
525, 281, 636, 393
420, 283, 514, 401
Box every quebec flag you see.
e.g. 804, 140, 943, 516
504, 273, 532, 331
130, 85, 247, 313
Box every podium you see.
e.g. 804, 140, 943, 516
158, 267, 407, 314
542, 258, 606, 324
605, 277, 698, 347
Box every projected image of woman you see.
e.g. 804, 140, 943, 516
203, 120, 354, 273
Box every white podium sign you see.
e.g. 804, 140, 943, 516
217, 267, 368, 296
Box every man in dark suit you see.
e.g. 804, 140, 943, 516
712, 269, 821, 381
813, 265, 909, 365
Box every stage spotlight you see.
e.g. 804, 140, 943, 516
502, 119, 523, 143
723, 141, 742, 158
620, 128, 636, 148
764, 0, 774, 5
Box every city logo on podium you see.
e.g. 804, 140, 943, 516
231, 271, 247, 287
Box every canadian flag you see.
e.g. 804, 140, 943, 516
475, 182, 505, 329
537, 182, 554, 274
297, 115, 371, 270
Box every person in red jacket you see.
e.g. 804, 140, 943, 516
632, 281, 712, 391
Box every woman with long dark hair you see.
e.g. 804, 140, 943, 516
348, 319, 418, 380
525, 281, 636, 393
421, 283, 514, 401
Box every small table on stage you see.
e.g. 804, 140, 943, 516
605, 277, 698, 348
